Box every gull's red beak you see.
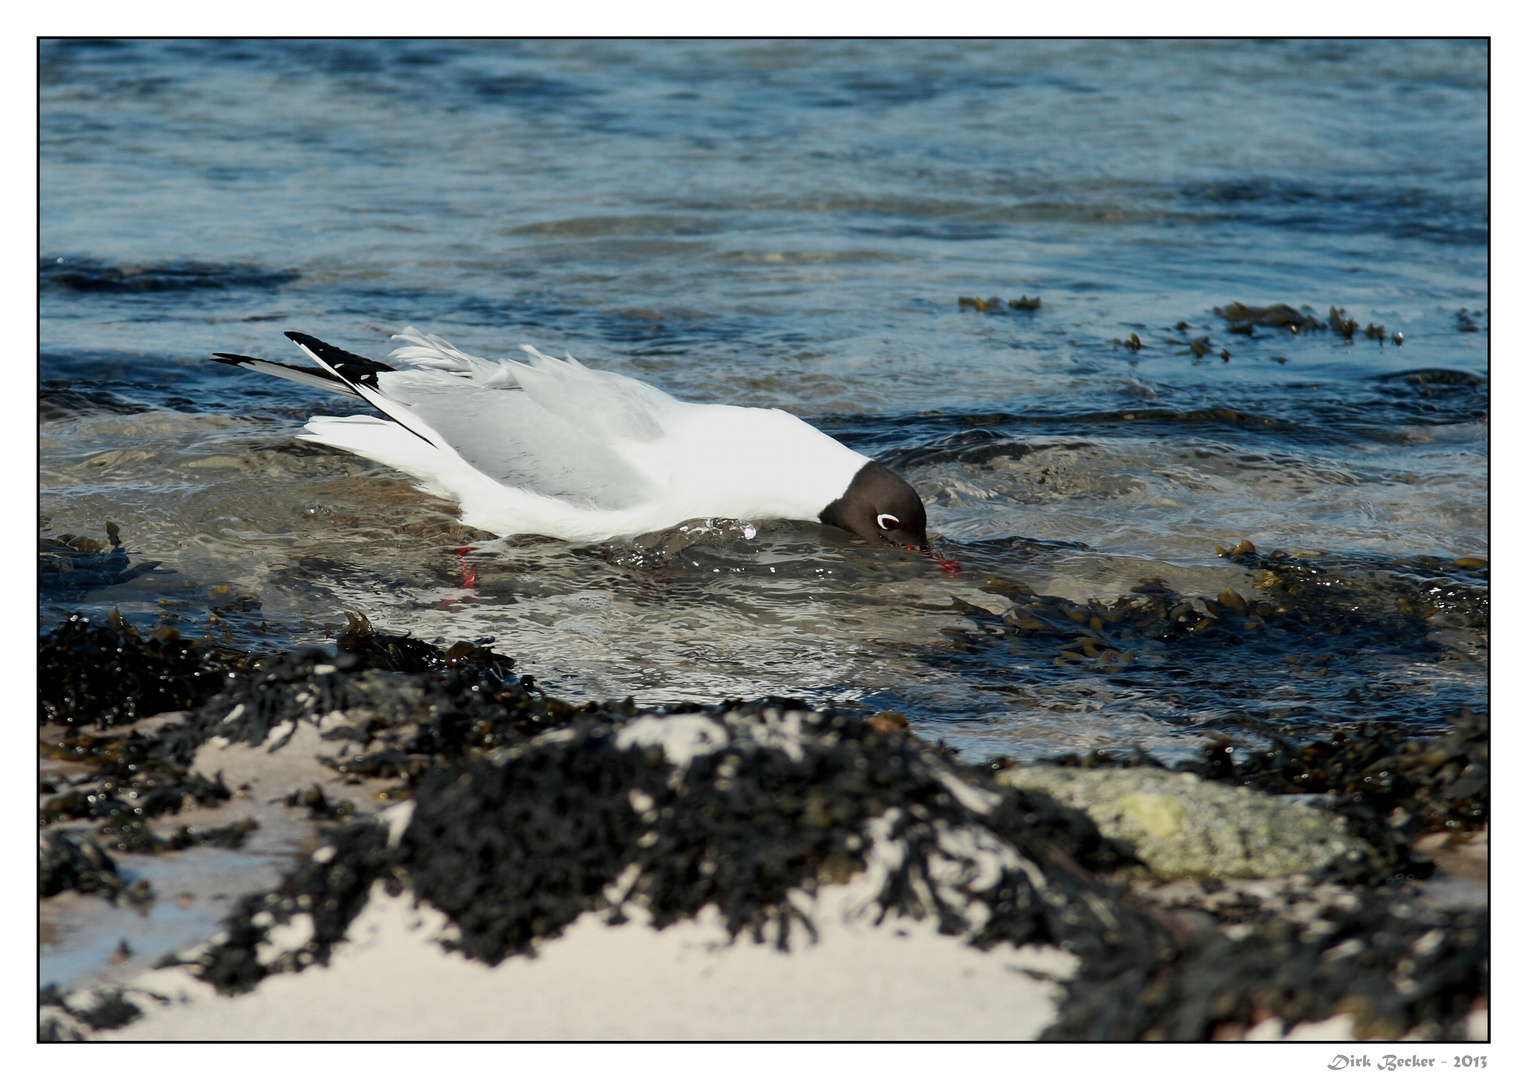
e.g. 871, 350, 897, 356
911, 545, 962, 576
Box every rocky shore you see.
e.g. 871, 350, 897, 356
39, 611, 1487, 1041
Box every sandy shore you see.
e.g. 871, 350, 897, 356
104, 883, 1076, 1040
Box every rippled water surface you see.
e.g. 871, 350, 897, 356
41, 39, 1487, 762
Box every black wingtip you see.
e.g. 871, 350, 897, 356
284, 331, 437, 447
284, 331, 393, 375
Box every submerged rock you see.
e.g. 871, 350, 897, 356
39, 521, 159, 597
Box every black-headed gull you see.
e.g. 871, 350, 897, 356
211, 328, 929, 549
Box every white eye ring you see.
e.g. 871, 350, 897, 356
876, 513, 900, 532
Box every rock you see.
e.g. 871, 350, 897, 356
995, 765, 1372, 879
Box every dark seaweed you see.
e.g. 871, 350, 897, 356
956, 294, 1041, 313
183, 821, 395, 994
39, 385, 153, 421
39, 986, 145, 1038
403, 707, 1142, 964
335, 610, 517, 680
1329, 306, 1359, 338
40, 726, 234, 834
1197, 708, 1488, 845
195, 612, 546, 761
1046, 889, 1486, 1041
1214, 302, 1321, 334
930, 542, 1485, 741
38, 831, 133, 902
1218, 542, 1488, 637
40, 522, 160, 598
280, 784, 356, 820
38, 611, 243, 729
184, 705, 1155, 994
92, 816, 259, 857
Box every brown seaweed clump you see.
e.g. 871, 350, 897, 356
959, 295, 1041, 312
1329, 306, 1359, 338
1214, 302, 1321, 335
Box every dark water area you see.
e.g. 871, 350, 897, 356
40, 39, 1486, 765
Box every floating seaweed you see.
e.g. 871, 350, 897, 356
957, 295, 1041, 313
931, 540, 1486, 752
1329, 306, 1359, 338
1206, 301, 1409, 347
1214, 302, 1321, 335
38, 255, 299, 294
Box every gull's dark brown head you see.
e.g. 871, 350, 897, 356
819, 460, 929, 550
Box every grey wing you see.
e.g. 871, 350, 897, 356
383, 375, 655, 509
389, 330, 685, 444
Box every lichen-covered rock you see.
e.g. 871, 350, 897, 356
995, 765, 1372, 879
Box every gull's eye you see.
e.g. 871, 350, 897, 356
876, 513, 900, 532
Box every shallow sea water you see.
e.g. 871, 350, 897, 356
41, 39, 1487, 765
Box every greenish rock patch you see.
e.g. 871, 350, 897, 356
996, 764, 1372, 879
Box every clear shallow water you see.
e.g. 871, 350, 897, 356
41, 38, 1486, 762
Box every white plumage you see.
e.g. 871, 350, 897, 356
219, 327, 874, 543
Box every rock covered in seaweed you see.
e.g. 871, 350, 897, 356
1047, 883, 1486, 1041
38, 611, 243, 729
170, 702, 1159, 995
